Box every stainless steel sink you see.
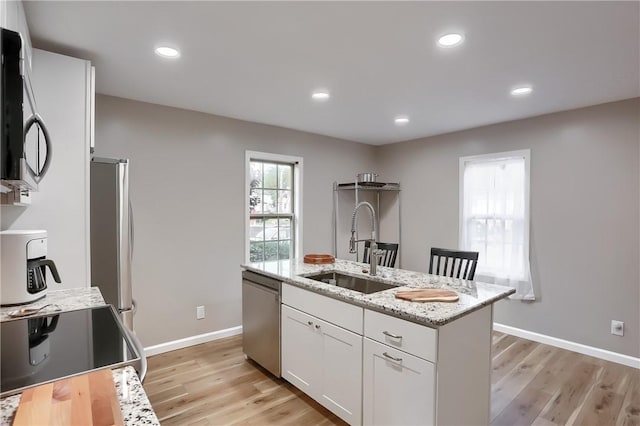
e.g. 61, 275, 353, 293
304, 271, 397, 294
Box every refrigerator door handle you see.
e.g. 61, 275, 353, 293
121, 321, 147, 383
117, 161, 133, 311
129, 200, 135, 257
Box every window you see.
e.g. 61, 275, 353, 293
459, 150, 534, 300
246, 152, 302, 263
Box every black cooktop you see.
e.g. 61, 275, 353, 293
1, 305, 140, 397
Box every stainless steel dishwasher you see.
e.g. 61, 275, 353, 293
242, 270, 281, 377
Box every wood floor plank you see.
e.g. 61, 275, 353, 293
155, 367, 271, 424
570, 362, 629, 425
525, 348, 577, 394
492, 338, 538, 384
492, 386, 552, 426
497, 349, 577, 426
144, 383, 188, 404
492, 331, 506, 344
538, 360, 600, 425
491, 343, 557, 420
492, 333, 520, 358
145, 332, 637, 426
616, 368, 640, 426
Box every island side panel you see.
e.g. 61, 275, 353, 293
436, 304, 493, 425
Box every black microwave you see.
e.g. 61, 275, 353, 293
1, 28, 51, 192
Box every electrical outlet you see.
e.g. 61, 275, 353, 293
196, 305, 205, 320
611, 320, 624, 336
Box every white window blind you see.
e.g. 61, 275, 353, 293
459, 150, 534, 300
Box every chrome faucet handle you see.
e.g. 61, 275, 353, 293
371, 248, 385, 264
369, 242, 384, 276
349, 232, 357, 253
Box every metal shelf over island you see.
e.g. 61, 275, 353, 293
335, 182, 401, 191
332, 180, 401, 267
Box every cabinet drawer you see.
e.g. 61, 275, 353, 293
363, 338, 435, 426
364, 309, 437, 362
282, 283, 363, 334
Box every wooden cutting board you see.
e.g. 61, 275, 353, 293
13, 369, 123, 426
395, 289, 459, 303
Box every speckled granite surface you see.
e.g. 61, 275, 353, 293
0, 287, 106, 321
242, 259, 515, 327
0, 288, 159, 425
113, 367, 160, 425
0, 367, 159, 426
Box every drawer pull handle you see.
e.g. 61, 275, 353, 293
383, 331, 402, 339
315, 324, 321, 329
382, 352, 402, 362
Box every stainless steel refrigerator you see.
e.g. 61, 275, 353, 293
90, 157, 146, 381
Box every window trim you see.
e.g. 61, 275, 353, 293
458, 149, 531, 277
245, 151, 303, 263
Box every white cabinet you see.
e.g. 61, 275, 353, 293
281, 304, 321, 396
281, 286, 363, 425
365, 305, 493, 426
317, 313, 362, 424
281, 282, 493, 426
1, 49, 94, 288
363, 310, 437, 426
363, 338, 435, 426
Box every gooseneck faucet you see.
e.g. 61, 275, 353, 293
349, 201, 383, 276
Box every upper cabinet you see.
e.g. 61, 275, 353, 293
2, 49, 95, 288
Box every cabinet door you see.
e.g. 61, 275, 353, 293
316, 317, 363, 425
281, 305, 321, 398
363, 338, 435, 426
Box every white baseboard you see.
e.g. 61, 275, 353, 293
493, 323, 640, 369
144, 325, 243, 357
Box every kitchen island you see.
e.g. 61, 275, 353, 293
242, 258, 515, 426
243, 258, 514, 327
0, 287, 159, 426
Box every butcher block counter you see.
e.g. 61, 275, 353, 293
0, 288, 159, 426
241, 258, 515, 327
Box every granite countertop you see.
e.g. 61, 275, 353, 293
0, 287, 160, 426
0, 287, 105, 322
242, 258, 515, 327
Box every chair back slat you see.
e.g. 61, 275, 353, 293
428, 247, 479, 280
462, 259, 470, 279
362, 241, 399, 268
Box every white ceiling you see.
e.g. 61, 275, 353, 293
24, 1, 640, 145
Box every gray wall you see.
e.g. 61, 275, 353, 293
376, 99, 640, 357
94, 95, 376, 347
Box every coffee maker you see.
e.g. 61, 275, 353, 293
0, 230, 61, 306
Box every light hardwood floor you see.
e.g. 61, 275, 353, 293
144, 332, 640, 425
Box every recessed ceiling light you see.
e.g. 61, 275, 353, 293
510, 85, 533, 96
155, 46, 180, 58
437, 33, 464, 48
394, 116, 410, 125
311, 90, 330, 101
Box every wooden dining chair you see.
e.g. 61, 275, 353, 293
362, 241, 399, 268
428, 247, 479, 280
